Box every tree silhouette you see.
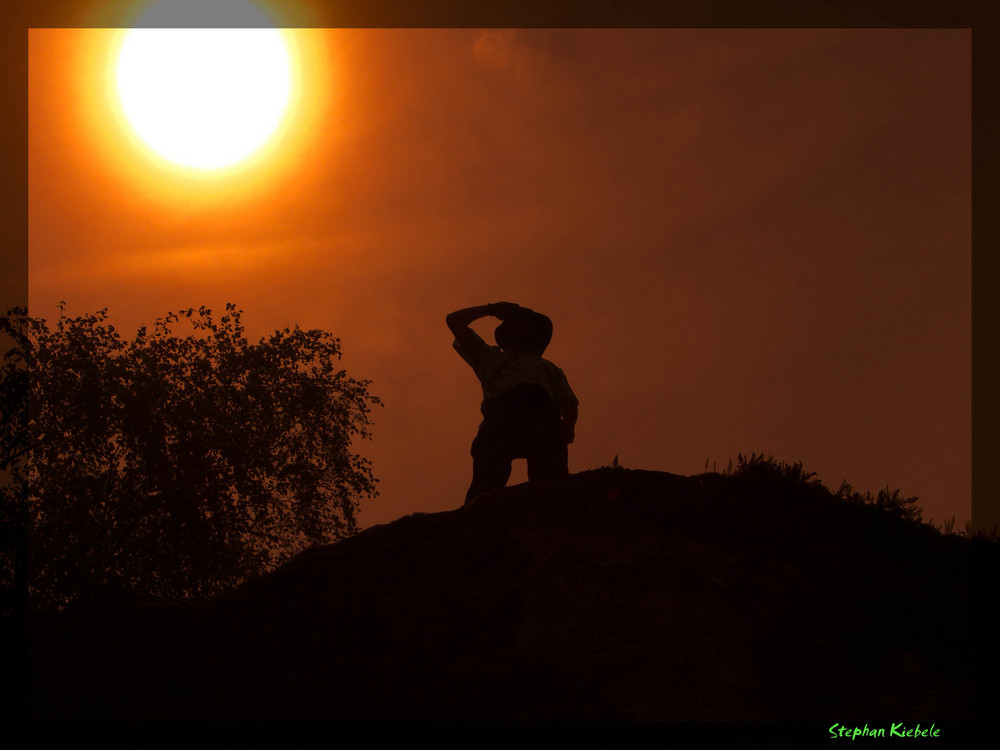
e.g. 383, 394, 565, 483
0, 303, 381, 607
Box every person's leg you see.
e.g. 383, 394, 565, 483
465, 454, 513, 504
465, 419, 515, 504
526, 414, 569, 482
526, 442, 568, 481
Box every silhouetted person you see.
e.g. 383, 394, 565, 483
448, 302, 578, 504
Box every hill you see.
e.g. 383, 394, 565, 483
28, 466, 990, 721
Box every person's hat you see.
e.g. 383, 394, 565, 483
495, 310, 553, 355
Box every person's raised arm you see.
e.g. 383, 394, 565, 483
446, 302, 522, 338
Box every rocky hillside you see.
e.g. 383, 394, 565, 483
29, 466, 989, 721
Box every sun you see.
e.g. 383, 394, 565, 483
115, 22, 293, 171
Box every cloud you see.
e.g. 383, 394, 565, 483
472, 29, 530, 77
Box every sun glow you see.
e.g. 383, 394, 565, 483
115, 24, 293, 171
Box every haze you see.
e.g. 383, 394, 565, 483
27, 28, 971, 529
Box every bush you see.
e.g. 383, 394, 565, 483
0, 303, 381, 607
835, 481, 924, 524
708, 452, 924, 524
731, 452, 823, 487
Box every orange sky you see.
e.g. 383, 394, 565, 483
27, 27, 971, 529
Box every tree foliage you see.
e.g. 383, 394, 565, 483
0, 303, 381, 607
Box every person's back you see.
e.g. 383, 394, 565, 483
447, 302, 578, 503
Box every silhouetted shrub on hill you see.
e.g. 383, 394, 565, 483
704, 451, 925, 524
0, 303, 381, 609
732, 451, 823, 486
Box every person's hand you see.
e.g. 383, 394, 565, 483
488, 302, 521, 320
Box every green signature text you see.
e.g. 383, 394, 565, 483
829, 723, 941, 740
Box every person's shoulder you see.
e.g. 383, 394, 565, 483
538, 354, 566, 373
540, 356, 573, 383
